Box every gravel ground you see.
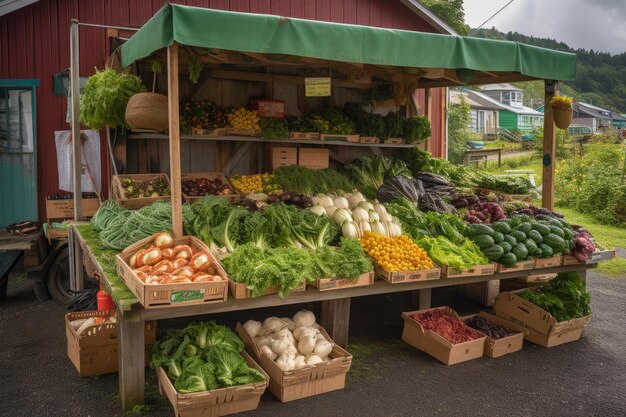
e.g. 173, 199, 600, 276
1, 271, 625, 417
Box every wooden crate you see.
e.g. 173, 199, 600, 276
495, 260, 535, 273
228, 281, 306, 300
157, 351, 268, 417
359, 136, 379, 144
181, 172, 240, 204
375, 264, 440, 284
112, 174, 171, 209
401, 307, 486, 365
115, 234, 228, 309
289, 132, 320, 140
309, 271, 374, 291
190, 127, 227, 136
45, 226, 70, 241
46, 198, 100, 221
298, 148, 329, 169
226, 128, 261, 137
237, 323, 352, 402
272, 147, 297, 168
440, 263, 495, 279
535, 256, 563, 268
320, 134, 360, 143
384, 137, 404, 144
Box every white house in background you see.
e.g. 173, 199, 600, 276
572, 102, 614, 133
449, 89, 504, 135
479, 84, 544, 131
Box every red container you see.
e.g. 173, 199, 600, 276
97, 284, 115, 311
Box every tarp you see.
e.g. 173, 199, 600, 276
121, 3, 576, 81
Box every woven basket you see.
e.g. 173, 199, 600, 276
552, 107, 573, 130
125, 92, 169, 132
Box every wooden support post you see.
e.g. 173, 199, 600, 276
117, 309, 145, 409
168, 43, 183, 237
320, 298, 351, 348
411, 288, 431, 309
542, 80, 559, 210
425, 88, 433, 152
69, 227, 84, 291
70, 19, 82, 220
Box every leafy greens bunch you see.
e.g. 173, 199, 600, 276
519, 272, 591, 322
272, 165, 354, 196
150, 321, 265, 393
222, 238, 372, 298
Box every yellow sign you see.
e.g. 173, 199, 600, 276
305, 77, 331, 97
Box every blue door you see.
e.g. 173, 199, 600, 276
0, 80, 39, 228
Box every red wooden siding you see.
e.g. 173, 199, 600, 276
0, 0, 445, 221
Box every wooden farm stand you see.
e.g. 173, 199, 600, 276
67, 3, 579, 410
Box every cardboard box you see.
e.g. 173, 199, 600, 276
157, 351, 268, 417
494, 291, 591, 348
298, 148, 329, 169
116, 234, 228, 309
516, 273, 557, 284
461, 312, 527, 358
228, 281, 306, 300
534, 256, 563, 268
289, 132, 320, 140
375, 264, 440, 284
359, 136, 379, 144
250, 100, 285, 118
458, 280, 500, 307
401, 307, 486, 365
65, 310, 156, 377
384, 137, 405, 144
320, 134, 360, 143
309, 271, 374, 291
495, 260, 535, 273
272, 147, 297, 168
181, 172, 240, 204
46, 198, 100, 221
440, 263, 495, 279
236, 323, 352, 402
112, 173, 171, 209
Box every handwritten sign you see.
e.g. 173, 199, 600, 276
170, 289, 205, 303
305, 77, 331, 97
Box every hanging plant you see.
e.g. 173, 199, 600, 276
188, 55, 203, 84
150, 59, 162, 92
550, 95, 573, 129
80, 67, 147, 129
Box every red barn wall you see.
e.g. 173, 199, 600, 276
0, 0, 446, 221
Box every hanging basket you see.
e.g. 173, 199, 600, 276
125, 92, 169, 132
552, 106, 573, 130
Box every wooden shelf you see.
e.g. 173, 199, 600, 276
126, 133, 417, 149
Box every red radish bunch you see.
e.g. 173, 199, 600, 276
411, 310, 483, 344
464, 202, 506, 224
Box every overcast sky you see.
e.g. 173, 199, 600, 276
463, 0, 626, 55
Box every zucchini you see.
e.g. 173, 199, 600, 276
544, 233, 565, 252
492, 232, 504, 244
498, 241, 512, 254
509, 230, 527, 243
511, 243, 529, 260
499, 252, 517, 268
538, 243, 553, 258
503, 235, 518, 247
531, 223, 551, 236
548, 225, 565, 238
483, 245, 504, 262
515, 222, 532, 234
524, 238, 539, 255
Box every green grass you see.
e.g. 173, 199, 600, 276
597, 258, 626, 278
483, 140, 522, 150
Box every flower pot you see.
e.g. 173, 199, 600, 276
125, 92, 169, 132
552, 106, 573, 130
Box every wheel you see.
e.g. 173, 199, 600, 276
47, 246, 74, 306
33, 281, 52, 301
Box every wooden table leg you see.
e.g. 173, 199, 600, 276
320, 298, 351, 348
69, 228, 84, 291
411, 288, 432, 309
117, 308, 145, 409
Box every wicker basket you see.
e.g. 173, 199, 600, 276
125, 92, 169, 132
552, 107, 573, 130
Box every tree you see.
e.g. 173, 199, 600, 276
447, 95, 473, 164
421, 0, 469, 35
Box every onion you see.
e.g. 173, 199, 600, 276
351, 207, 369, 223
310, 205, 326, 216
333, 196, 349, 210
318, 195, 334, 207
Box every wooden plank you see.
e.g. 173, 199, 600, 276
168, 43, 183, 238
117, 306, 145, 409
138, 263, 596, 322
542, 80, 559, 210
320, 298, 351, 348
208, 69, 374, 89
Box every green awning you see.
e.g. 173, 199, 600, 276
121, 3, 576, 81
